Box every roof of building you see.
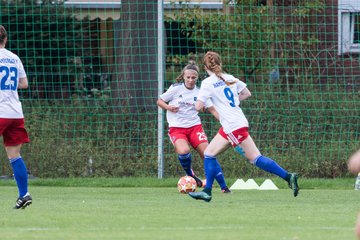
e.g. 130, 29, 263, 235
64, 0, 224, 19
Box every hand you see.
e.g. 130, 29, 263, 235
168, 105, 179, 113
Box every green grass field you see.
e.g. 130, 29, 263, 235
0, 178, 359, 240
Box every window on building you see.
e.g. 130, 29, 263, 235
353, 14, 360, 44
338, 1, 360, 54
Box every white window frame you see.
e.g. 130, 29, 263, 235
338, 0, 360, 54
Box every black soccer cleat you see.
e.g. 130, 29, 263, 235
190, 171, 204, 188
14, 194, 32, 209
288, 173, 299, 197
188, 190, 212, 202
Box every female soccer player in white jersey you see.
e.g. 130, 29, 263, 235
188, 51, 299, 202
157, 63, 231, 193
0, 25, 32, 209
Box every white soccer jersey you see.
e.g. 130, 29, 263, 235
197, 73, 249, 133
0, 48, 27, 118
159, 82, 213, 128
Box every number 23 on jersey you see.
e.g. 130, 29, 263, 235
0, 66, 18, 90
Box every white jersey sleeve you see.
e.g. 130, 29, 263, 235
159, 83, 177, 103
0, 48, 26, 118
204, 98, 213, 109
18, 60, 27, 79
236, 79, 247, 94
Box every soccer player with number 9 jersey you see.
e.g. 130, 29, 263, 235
0, 25, 32, 209
188, 51, 299, 202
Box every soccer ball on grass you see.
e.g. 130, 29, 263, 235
177, 176, 197, 193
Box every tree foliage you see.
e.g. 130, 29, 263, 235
0, 0, 87, 96
167, 3, 273, 81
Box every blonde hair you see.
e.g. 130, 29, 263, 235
175, 62, 199, 83
203, 51, 236, 86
